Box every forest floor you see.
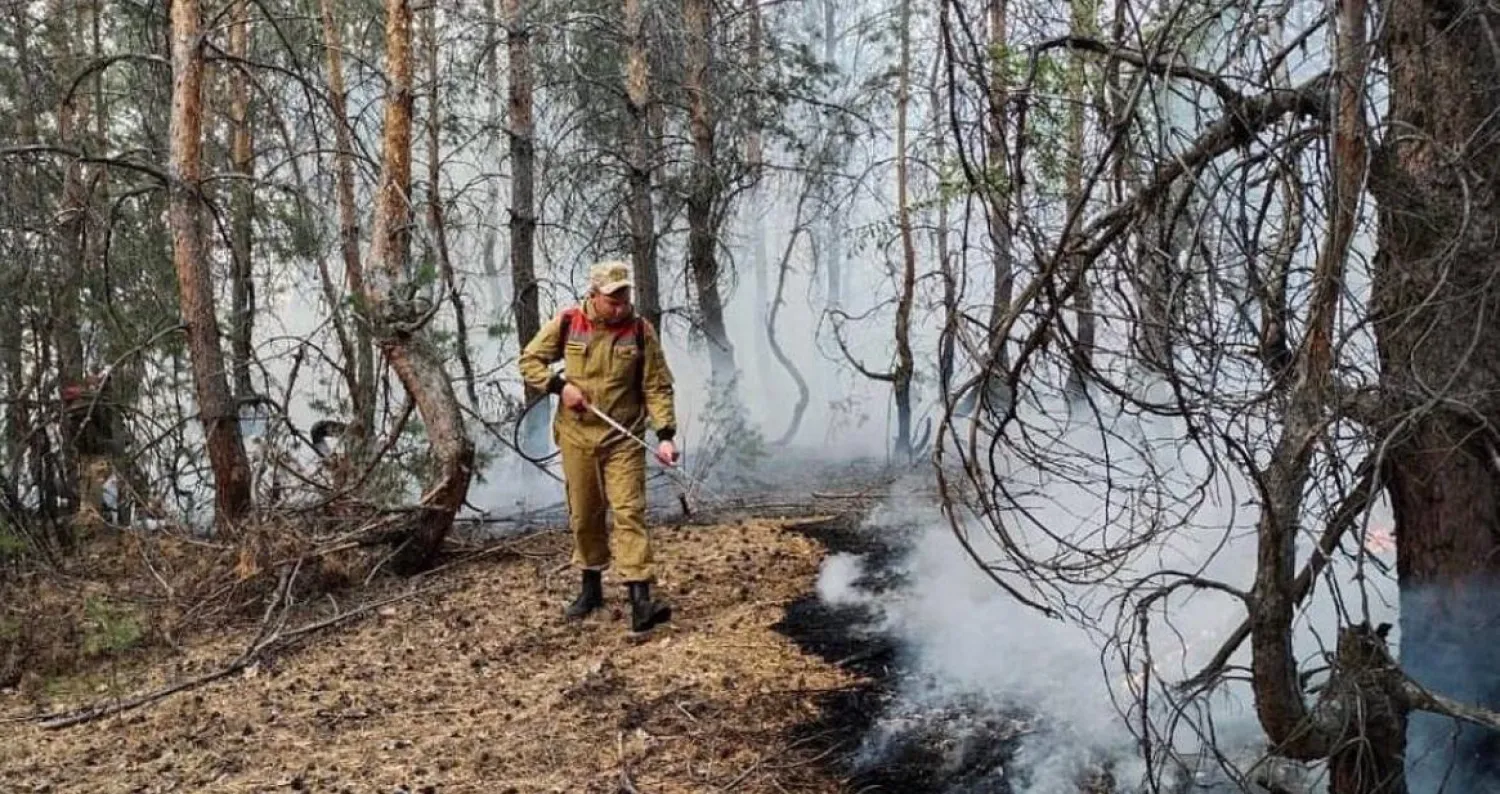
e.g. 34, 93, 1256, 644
0, 501, 907, 794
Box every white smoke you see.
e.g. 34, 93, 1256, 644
815, 389, 1400, 793
817, 552, 869, 607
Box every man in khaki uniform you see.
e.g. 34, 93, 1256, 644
60, 372, 118, 531
519, 261, 679, 633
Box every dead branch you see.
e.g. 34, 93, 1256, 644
767, 182, 815, 446
0, 144, 169, 183
827, 308, 896, 383
1033, 35, 1243, 107
1073, 73, 1329, 264
32, 584, 442, 730
1181, 458, 1380, 693
1248, 0, 1367, 758
1400, 678, 1500, 734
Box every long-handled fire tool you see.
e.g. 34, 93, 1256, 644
584, 403, 726, 517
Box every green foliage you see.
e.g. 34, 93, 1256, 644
263, 198, 326, 263
81, 596, 143, 658
694, 376, 768, 480
0, 523, 27, 563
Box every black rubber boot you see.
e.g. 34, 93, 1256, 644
627, 581, 672, 633
565, 569, 604, 620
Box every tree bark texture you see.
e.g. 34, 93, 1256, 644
1063, 0, 1095, 397
366, 0, 475, 572
425, 6, 478, 407
228, 0, 256, 401
684, 0, 735, 384
891, 0, 916, 458
169, 0, 253, 528
986, 0, 1012, 370
748, 0, 770, 385
504, 0, 540, 382
319, 0, 377, 455
623, 0, 661, 330
1373, 0, 1500, 787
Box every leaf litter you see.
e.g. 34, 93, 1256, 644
0, 517, 864, 793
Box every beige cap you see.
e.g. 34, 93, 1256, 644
589, 260, 634, 295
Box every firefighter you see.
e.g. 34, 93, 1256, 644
59, 371, 117, 529
518, 261, 679, 633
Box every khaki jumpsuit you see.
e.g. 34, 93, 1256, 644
518, 301, 677, 582
62, 381, 117, 530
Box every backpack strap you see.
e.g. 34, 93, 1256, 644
556, 307, 577, 356
634, 318, 646, 392
558, 309, 648, 390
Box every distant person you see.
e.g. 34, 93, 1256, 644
60, 371, 118, 529
518, 261, 680, 634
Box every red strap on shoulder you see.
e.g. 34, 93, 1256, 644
559, 308, 578, 338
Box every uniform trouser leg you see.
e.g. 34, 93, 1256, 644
73, 454, 110, 530
560, 441, 610, 570
601, 442, 653, 582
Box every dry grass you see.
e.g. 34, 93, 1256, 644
1, 517, 860, 793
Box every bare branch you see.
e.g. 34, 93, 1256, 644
1033, 36, 1244, 107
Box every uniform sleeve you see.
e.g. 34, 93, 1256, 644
640, 320, 677, 441
518, 313, 567, 396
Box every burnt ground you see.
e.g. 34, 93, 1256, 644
772, 512, 1028, 794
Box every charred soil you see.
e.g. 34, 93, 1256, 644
774, 513, 1025, 794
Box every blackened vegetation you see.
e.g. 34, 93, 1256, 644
774, 513, 1023, 793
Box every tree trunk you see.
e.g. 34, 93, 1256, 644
50, 0, 87, 511
684, 0, 735, 385
932, 45, 955, 399
1251, 0, 1368, 757
1247, 2, 1413, 788
822, 0, 842, 309
768, 192, 814, 446
986, 0, 1012, 371
891, 0, 915, 459
747, 0, 769, 385
480, 0, 504, 320
504, 0, 540, 381
623, 0, 661, 330
1373, 0, 1500, 787
7, 2, 36, 484
319, 0, 377, 456
424, 5, 478, 407
1063, 0, 1095, 398
504, 0, 544, 453
169, 0, 253, 529
365, 0, 474, 572
228, 0, 255, 400
1133, 189, 1180, 376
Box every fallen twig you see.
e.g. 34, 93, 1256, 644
32, 584, 442, 730
414, 538, 530, 579
720, 731, 843, 792
616, 730, 642, 794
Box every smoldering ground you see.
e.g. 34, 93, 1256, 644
782, 391, 1407, 794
